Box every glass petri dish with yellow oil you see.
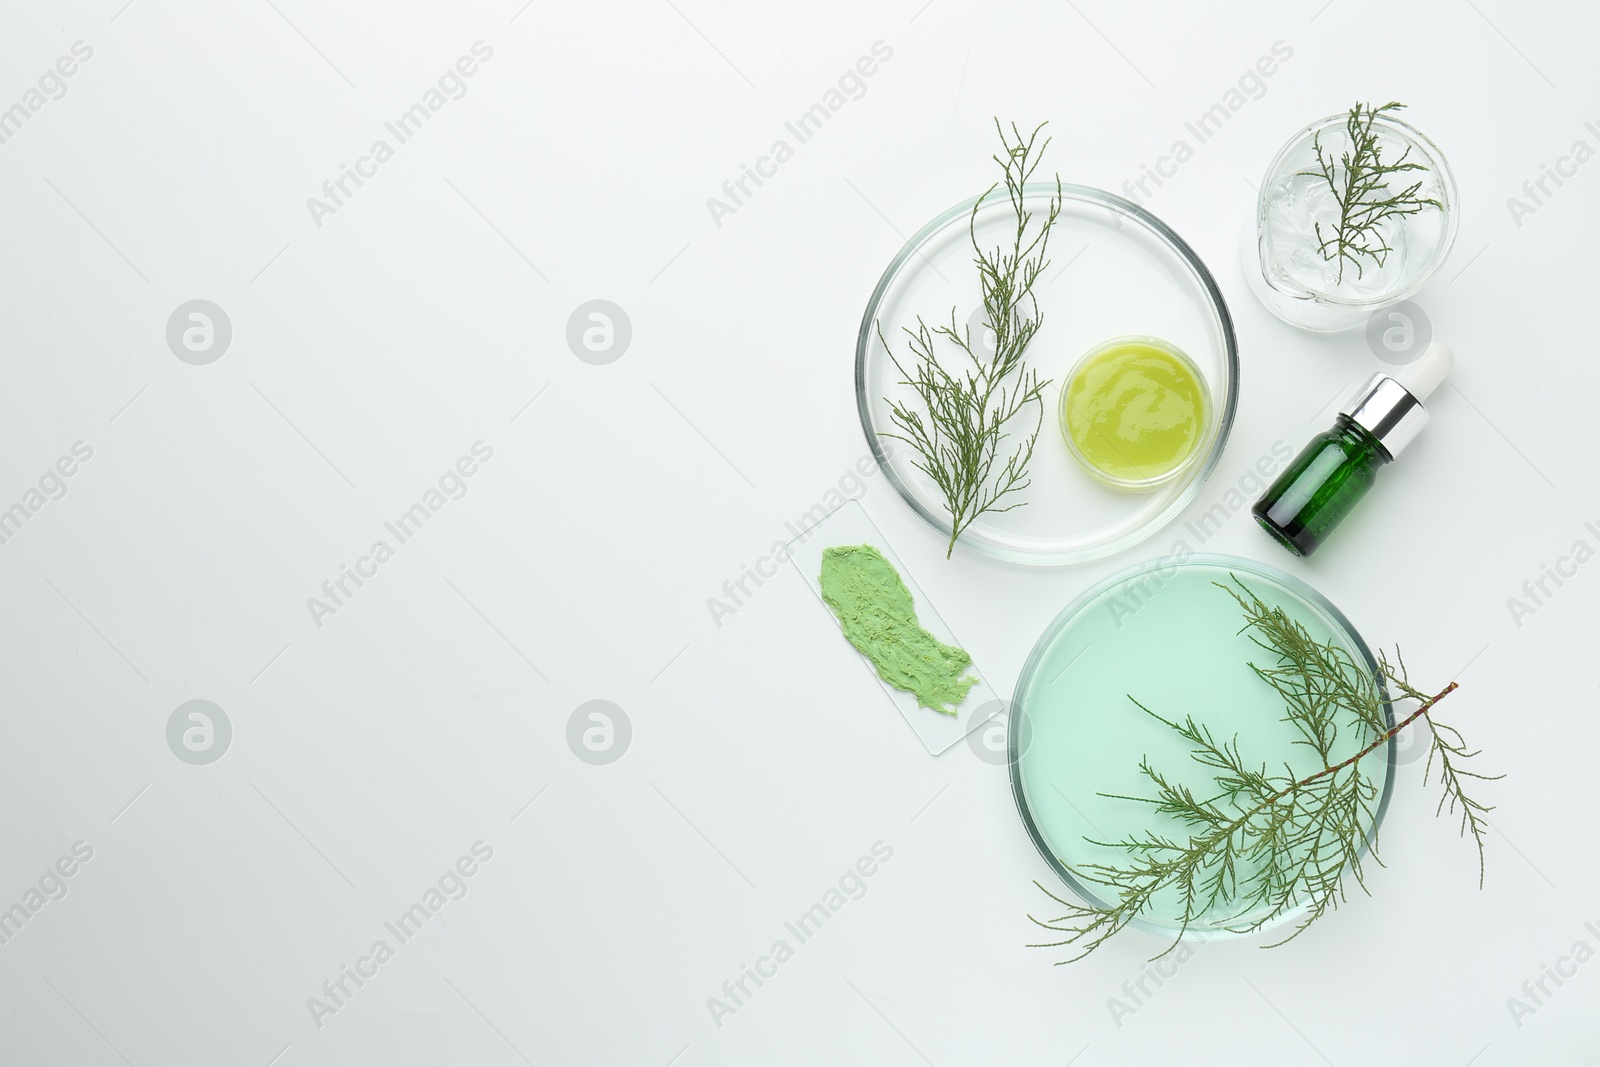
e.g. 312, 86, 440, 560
856, 185, 1238, 566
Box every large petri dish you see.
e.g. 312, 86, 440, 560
856, 184, 1238, 565
1008, 555, 1395, 943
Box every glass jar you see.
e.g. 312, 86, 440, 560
1242, 110, 1459, 332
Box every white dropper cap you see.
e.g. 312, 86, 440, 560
1394, 341, 1454, 403
1342, 342, 1453, 458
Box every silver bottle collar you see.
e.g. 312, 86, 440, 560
1341, 373, 1430, 458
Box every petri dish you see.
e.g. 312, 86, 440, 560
856, 184, 1238, 565
1008, 554, 1395, 943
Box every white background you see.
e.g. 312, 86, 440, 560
1, 0, 1595, 1064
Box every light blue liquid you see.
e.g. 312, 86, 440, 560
1013, 558, 1391, 938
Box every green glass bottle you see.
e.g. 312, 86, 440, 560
1253, 416, 1390, 555
1254, 343, 1452, 557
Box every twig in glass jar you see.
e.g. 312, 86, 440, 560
1301, 100, 1443, 284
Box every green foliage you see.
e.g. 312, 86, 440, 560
1029, 578, 1500, 962
879, 120, 1060, 558
1301, 100, 1444, 284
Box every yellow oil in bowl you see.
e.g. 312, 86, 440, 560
1060, 336, 1210, 490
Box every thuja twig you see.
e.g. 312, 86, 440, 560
879, 119, 1060, 558
1301, 101, 1443, 284
1384, 649, 1499, 887
1027, 578, 1501, 962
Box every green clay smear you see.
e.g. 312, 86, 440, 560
818, 544, 977, 716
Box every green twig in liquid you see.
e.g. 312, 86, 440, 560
1300, 100, 1443, 284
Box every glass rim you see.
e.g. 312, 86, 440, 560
1006, 552, 1398, 942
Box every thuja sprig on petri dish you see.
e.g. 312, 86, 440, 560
878, 119, 1061, 559
1028, 578, 1501, 962
1301, 100, 1444, 284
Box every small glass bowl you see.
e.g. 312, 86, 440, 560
1243, 110, 1459, 332
1058, 334, 1213, 492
